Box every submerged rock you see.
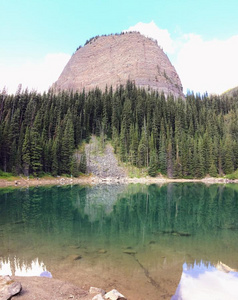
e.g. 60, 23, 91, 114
98, 249, 107, 254
123, 249, 137, 255
177, 232, 191, 237
67, 254, 82, 261
104, 289, 127, 300
92, 294, 104, 300
162, 230, 191, 237
0, 275, 22, 300
89, 286, 106, 295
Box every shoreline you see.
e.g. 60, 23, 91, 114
0, 175, 237, 188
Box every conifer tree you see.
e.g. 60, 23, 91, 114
79, 151, 87, 174
22, 127, 31, 176
61, 114, 75, 173
51, 138, 59, 176
158, 135, 167, 174
148, 150, 158, 177
129, 124, 139, 165
70, 155, 79, 177
196, 138, 205, 178
167, 141, 173, 178
138, 120, 149, 167
223, 135, 234, 174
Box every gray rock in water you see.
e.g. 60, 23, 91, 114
104, 289, 127, 300
0, 276, 22, 300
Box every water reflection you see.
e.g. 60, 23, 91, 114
172, 261, 238, 300
0, 257, 52, 277
0, 183, 238, 299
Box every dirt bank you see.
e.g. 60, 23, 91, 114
0, 175, 237, 188
11, 276, 92, 300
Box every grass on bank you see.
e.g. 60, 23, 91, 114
0, 170, 18, 181
225, 169, 238, 180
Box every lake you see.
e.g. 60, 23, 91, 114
0, 183, 238, 299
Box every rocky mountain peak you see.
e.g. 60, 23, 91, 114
53, 32, 183, 98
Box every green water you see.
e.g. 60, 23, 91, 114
0, 183, 238, 299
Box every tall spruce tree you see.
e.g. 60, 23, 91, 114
22, 127, 31, 176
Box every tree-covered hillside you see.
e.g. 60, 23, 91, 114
1, 82, 238, 178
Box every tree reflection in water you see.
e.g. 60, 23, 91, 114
0, 183, 238, 299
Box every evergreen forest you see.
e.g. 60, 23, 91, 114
1, 82, 238, 178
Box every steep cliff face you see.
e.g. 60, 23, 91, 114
53, 32, 183, 98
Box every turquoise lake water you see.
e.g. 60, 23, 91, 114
0, 183, 238, 299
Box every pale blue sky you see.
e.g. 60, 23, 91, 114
1, 0, 238, 94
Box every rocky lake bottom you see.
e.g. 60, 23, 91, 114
0, 183, 238, 299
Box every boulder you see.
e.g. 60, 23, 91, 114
0, 276, 22, 300
104, 289, 127, 300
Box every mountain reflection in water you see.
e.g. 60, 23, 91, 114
0, 183, 238, 299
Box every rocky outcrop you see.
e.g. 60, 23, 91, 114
104, 289, 126, 300
0, 276, 127, 300
90, 288, 126, 300
0, 276, 22, 300
85, 136, 126, 179
53, 32, 183, 98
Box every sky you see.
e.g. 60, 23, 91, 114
1, 0, 238, 95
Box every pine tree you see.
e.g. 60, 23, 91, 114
158, 135, 167, 174
70, 155, 79, 177
51, 138, 59, 176
148, 150, 158, 177
209, 162, 217, 177
30, 129, 43, 176
174, 143, 182, 178
119, 121, 127, 162
61, 114, 75, 174
196, 138, 205, 178
167, 141, 173, 178
223, 135, 234, 174
79, 151, 87, 174
129, 124, 139, 166
22, 127, 31, 176
138, 120, 148, 167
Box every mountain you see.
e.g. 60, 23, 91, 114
53, 32, 183, 98
222, 86, 238, 98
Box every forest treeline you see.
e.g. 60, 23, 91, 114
1, 82, 238, 178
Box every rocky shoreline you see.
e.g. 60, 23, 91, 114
1, 136, 236, 188
0, 175, 237, 188
0, 275, 127, 300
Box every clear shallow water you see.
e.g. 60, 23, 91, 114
0, 183, 238, 299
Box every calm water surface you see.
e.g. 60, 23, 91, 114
0, 183, 238, 299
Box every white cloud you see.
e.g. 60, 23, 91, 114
124, 21, 175, 54
125, 21, 238, 95
173, 262, 238, 300
0, 53, 70, 94
176, 34, 238, 94
1, 22, 238, 95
